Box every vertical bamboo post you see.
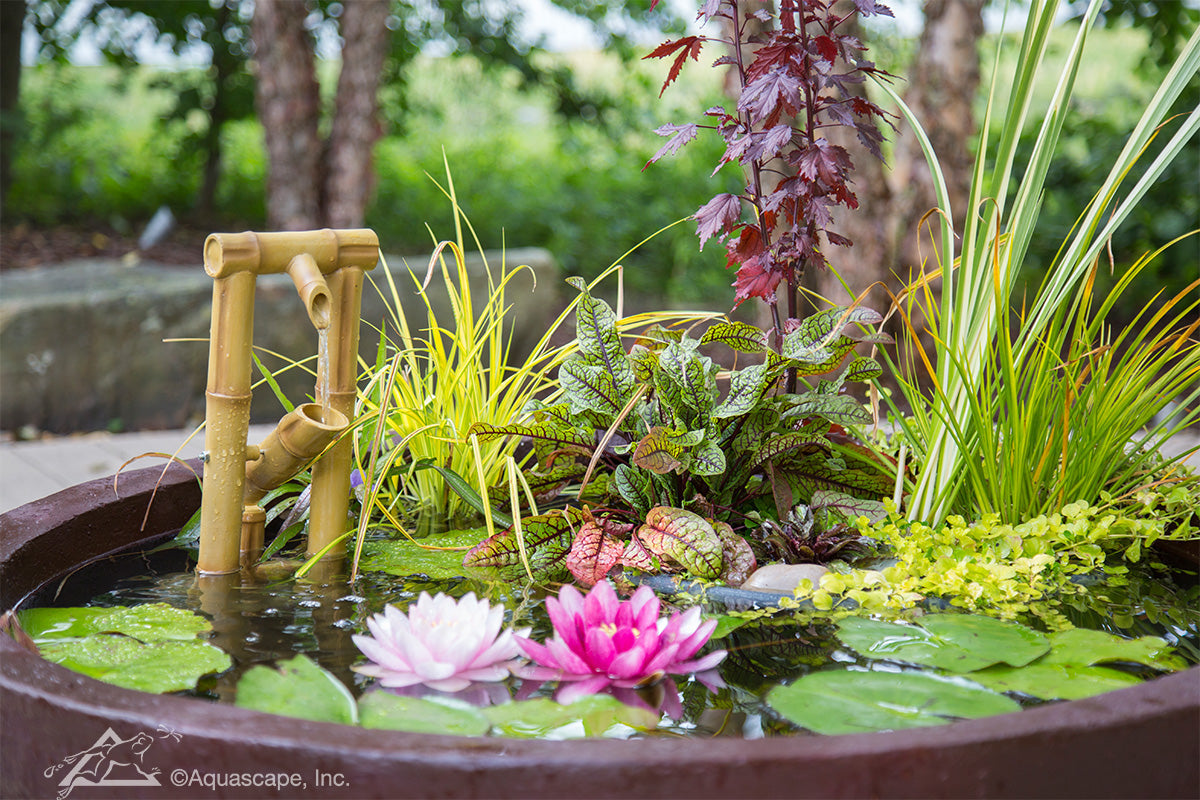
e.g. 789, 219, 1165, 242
199, 271, 257, 574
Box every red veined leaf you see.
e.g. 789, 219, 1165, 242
565, 518, 626, 587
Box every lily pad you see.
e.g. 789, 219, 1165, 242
38, 637, 230, 694
706, 614, 752, 640
1040, 628, 1186, 672
482, 695, 659, 739
23, 603, 228, 693
20, 603, 212, 643
358, 692, 490, 736
359, 527, 485, 580
767, 669, 1020, 735
836, 615, 1048, 673
970, 663, 1142, 700
235, 655, 357, 725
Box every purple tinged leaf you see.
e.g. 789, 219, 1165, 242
632, 428, 686, 475
853, 0, 894, 17
743, 124, 794, 164
621, 535, 659, 572
794, 139, 852, 186
717, 134, 753, 173
751, 430, 831, 470
737, 66, 802, 126
695, 193, 742, 249
646, 123, 699, 169
710, 362, 775, 420
463, 512, 578, 581
689, 439, 726, 476
811, 489, 888, 523
699, 320, 768, 354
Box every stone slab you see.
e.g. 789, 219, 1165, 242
0, 248, 560, 434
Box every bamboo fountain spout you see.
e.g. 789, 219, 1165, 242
198, 229, 379, 575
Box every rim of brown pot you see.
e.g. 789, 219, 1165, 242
2, 463, 1198, 799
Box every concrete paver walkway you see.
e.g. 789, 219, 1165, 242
0, 425, 275, 513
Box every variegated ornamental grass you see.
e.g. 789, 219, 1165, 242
876, 0, 1200, 526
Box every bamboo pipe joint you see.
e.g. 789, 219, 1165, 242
244, 404, 349, 505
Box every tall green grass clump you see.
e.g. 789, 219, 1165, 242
878, 0, 1199, 526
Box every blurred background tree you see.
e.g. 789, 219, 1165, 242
4, 0, 1195, 311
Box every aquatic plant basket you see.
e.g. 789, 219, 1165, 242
2, 463, 1198, 799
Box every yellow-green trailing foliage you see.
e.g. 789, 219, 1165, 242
796, 502, 1177, 628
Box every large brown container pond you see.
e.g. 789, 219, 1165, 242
2, 463, 1198, 799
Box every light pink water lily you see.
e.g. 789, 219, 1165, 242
352, 592, 528, 693
515, 581, 725, 704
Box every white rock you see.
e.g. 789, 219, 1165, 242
740, 563, 829, 593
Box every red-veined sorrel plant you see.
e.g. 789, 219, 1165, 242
645, 0, 895, 340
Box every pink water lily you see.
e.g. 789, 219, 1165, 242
352, 592, 528, 693
515, 581, 725, 704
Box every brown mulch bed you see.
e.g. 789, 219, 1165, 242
1, 223, 209, 270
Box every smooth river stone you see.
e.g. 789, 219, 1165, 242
740, 563, 829, 593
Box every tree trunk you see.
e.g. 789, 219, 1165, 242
251, 0, 322, 231
196, 1, 234, 223
323, 0, 390, 229
890, 0, 984, 277
808, 1, 894, 315
1, 0, 25, 214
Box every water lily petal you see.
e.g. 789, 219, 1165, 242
546, 636, 593, 675
545, 594, 584, 654
629, 585, 660, 629
556, 675, 614, 705
607, 643, 652, 680
354, 595, 522, 693
583, 580, 620, 627
584, 625, 618, 671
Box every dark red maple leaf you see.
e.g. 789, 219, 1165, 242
644, 35, 705, 97
732, 255, 784, 307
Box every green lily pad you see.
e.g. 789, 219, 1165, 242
20, 603, 212, 643
358, 692, 490, 736
706, 614, 752, 640
970, 663, 1142, 700
836, 615, 1048, 673
359, 528, 485, 579
767, 669, 1021, 735
482, 695, 659, 739
39, 637, 230, 693
235, 655, 357, 725
1041, 628, 1186, 672
24, 603, 228, 693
